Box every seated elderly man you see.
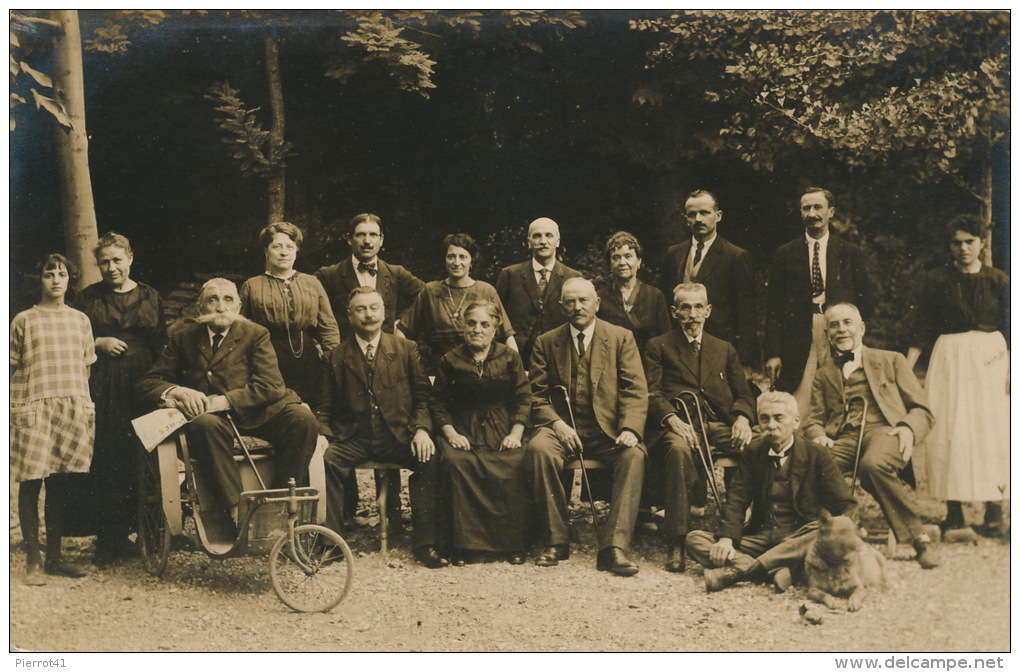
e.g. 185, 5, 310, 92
686, 391, 856, 592
804, 302, 940, 568
644, 282, 755, 573
138, 278, 321, 526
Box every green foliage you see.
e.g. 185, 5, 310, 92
203, 81, 293, 177
332, 12, 438, 96
633, 10, 1009, 189
10, 11, 70, 130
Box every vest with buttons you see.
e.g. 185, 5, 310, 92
570, 338, 602, 442
765, 456, 800, 530
841, 367, 887, 430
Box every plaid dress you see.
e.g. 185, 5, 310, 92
10, 305, 97, 482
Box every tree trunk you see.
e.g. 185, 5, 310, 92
979, 160, 994, 267
264, 32, 286, 224
51, 10, 100, 288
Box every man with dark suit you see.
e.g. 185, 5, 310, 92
316, 287, 448, 569
645, 282, 755, 572
525, 277, 647, 575
686, 391, 857, 592
315, 213, 425, 340
804, 302, 940, 568
495, 217, 581, 368
764, 187, 877, 413
138, 278, 320, 524
661, 190, 758, 368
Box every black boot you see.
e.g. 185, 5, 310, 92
940, 500, 966, 533
42, 477, 86, 578
974, 501, 1005, 538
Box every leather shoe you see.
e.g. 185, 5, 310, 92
414, 545, 450, 569
912, 534, 941, 569
507, 551, 527, 565
704, 566, 743, 592
665, 539, 686, 573
535, 544, 569, 567
596, 546, 639, 576
45, 560, 87, 578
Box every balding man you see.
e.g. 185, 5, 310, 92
138, 278, 321, 527
525, 277, 647, 575
804, 302, 939, 568
495, 217, 581, 368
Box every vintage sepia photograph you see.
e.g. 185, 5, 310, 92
8, 9, 1010, 656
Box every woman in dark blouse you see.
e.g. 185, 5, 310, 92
433, 300, 531, 565
399, 233, 517, 374
77, 232, 167, 566
907, 215, 1010, 537
239, 221, 340, 404
596, 231, 672, 354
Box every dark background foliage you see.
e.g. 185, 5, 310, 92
10, 11, 1009, 355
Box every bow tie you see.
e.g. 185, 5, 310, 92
834, 350, 855, 366
358, 262, 378, 276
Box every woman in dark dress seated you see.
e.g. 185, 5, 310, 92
78, 232, 167, 566
596, 231, 672, 354
433, 301, 531, 565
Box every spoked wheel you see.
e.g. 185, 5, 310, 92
269, 524, 353, 613
137, 449, 171, 576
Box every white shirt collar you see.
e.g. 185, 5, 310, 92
691, 233, 718, 251
683, 330, 703, 346
841, 345, 864, 377
805, 231, 830, 247
207, 326, 230, 346
532, 258, 556, 274
568, 322, 596, 354
352, 254, 378, 268
768, 437, 794, 461
355, 332, 382, 355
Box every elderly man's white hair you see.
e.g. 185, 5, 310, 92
823, 302, 863, 321
197, 277, 239, 303
528, 217, 560, 235
560, 276, 596, 298
756, 390, 799, 416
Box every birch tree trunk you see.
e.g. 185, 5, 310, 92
264, 32, 286, 224
51, 10, 100, 288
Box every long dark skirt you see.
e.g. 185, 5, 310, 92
442, 446, 527, 552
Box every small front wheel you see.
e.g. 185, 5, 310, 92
269, 524, 353, 613
137, 448, 171, 576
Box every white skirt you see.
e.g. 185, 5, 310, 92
924, 330, 1010, 501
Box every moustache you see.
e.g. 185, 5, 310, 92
194, 311, 247, 327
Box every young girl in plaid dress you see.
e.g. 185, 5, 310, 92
10, 254, 96, 584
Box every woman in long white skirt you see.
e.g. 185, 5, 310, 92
907, 215, 1009, 537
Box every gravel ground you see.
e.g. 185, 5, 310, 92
9, 473, 1011, 653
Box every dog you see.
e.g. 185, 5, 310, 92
804, 509, 887, 612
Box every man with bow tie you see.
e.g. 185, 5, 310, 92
685, 390, 856, 592
495, 217, 581, 369
138, 278, 322, 528
645, 282, 755, 573
803, 302, 940, 568
316, 287, 448, 568
315, 213, 425, 341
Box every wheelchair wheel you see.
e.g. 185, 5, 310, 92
137, 449, 171, 576
269, 524, 353, 613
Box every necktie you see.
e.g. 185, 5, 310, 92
811, 241, 824, 297
577, 332, 586, 358
538, 268, 549, 297
358, 262, 378, 276
692, 241, 705, 269
365, 343, 375, 363
691, 338, 700, 359
212, 333, 223, 354
834, 350, 854, 366
771, 454, 783, 472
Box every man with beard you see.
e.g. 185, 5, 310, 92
764, 188, 876, 414
496, 217, 581, 368
315, 213, 425, 340
138, 278, 321, 527
525, 277, 647, 575
685, 391, 856, 592
316, 287, 447, 568
644, 282, 755, 573
804, 302, 940, 568
661, 191, 758, 368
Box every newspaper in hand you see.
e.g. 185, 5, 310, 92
132, 407, 189, 452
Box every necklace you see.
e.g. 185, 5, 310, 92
269, 273, 304, 358
445, 278, 474, 320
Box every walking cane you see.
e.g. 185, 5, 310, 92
672, 391, 724, 513
226, 413, 268, 491
846, 395, 869, 497
552, 385, 601, 542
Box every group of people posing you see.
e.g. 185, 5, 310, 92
11, 188, 1009, 593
